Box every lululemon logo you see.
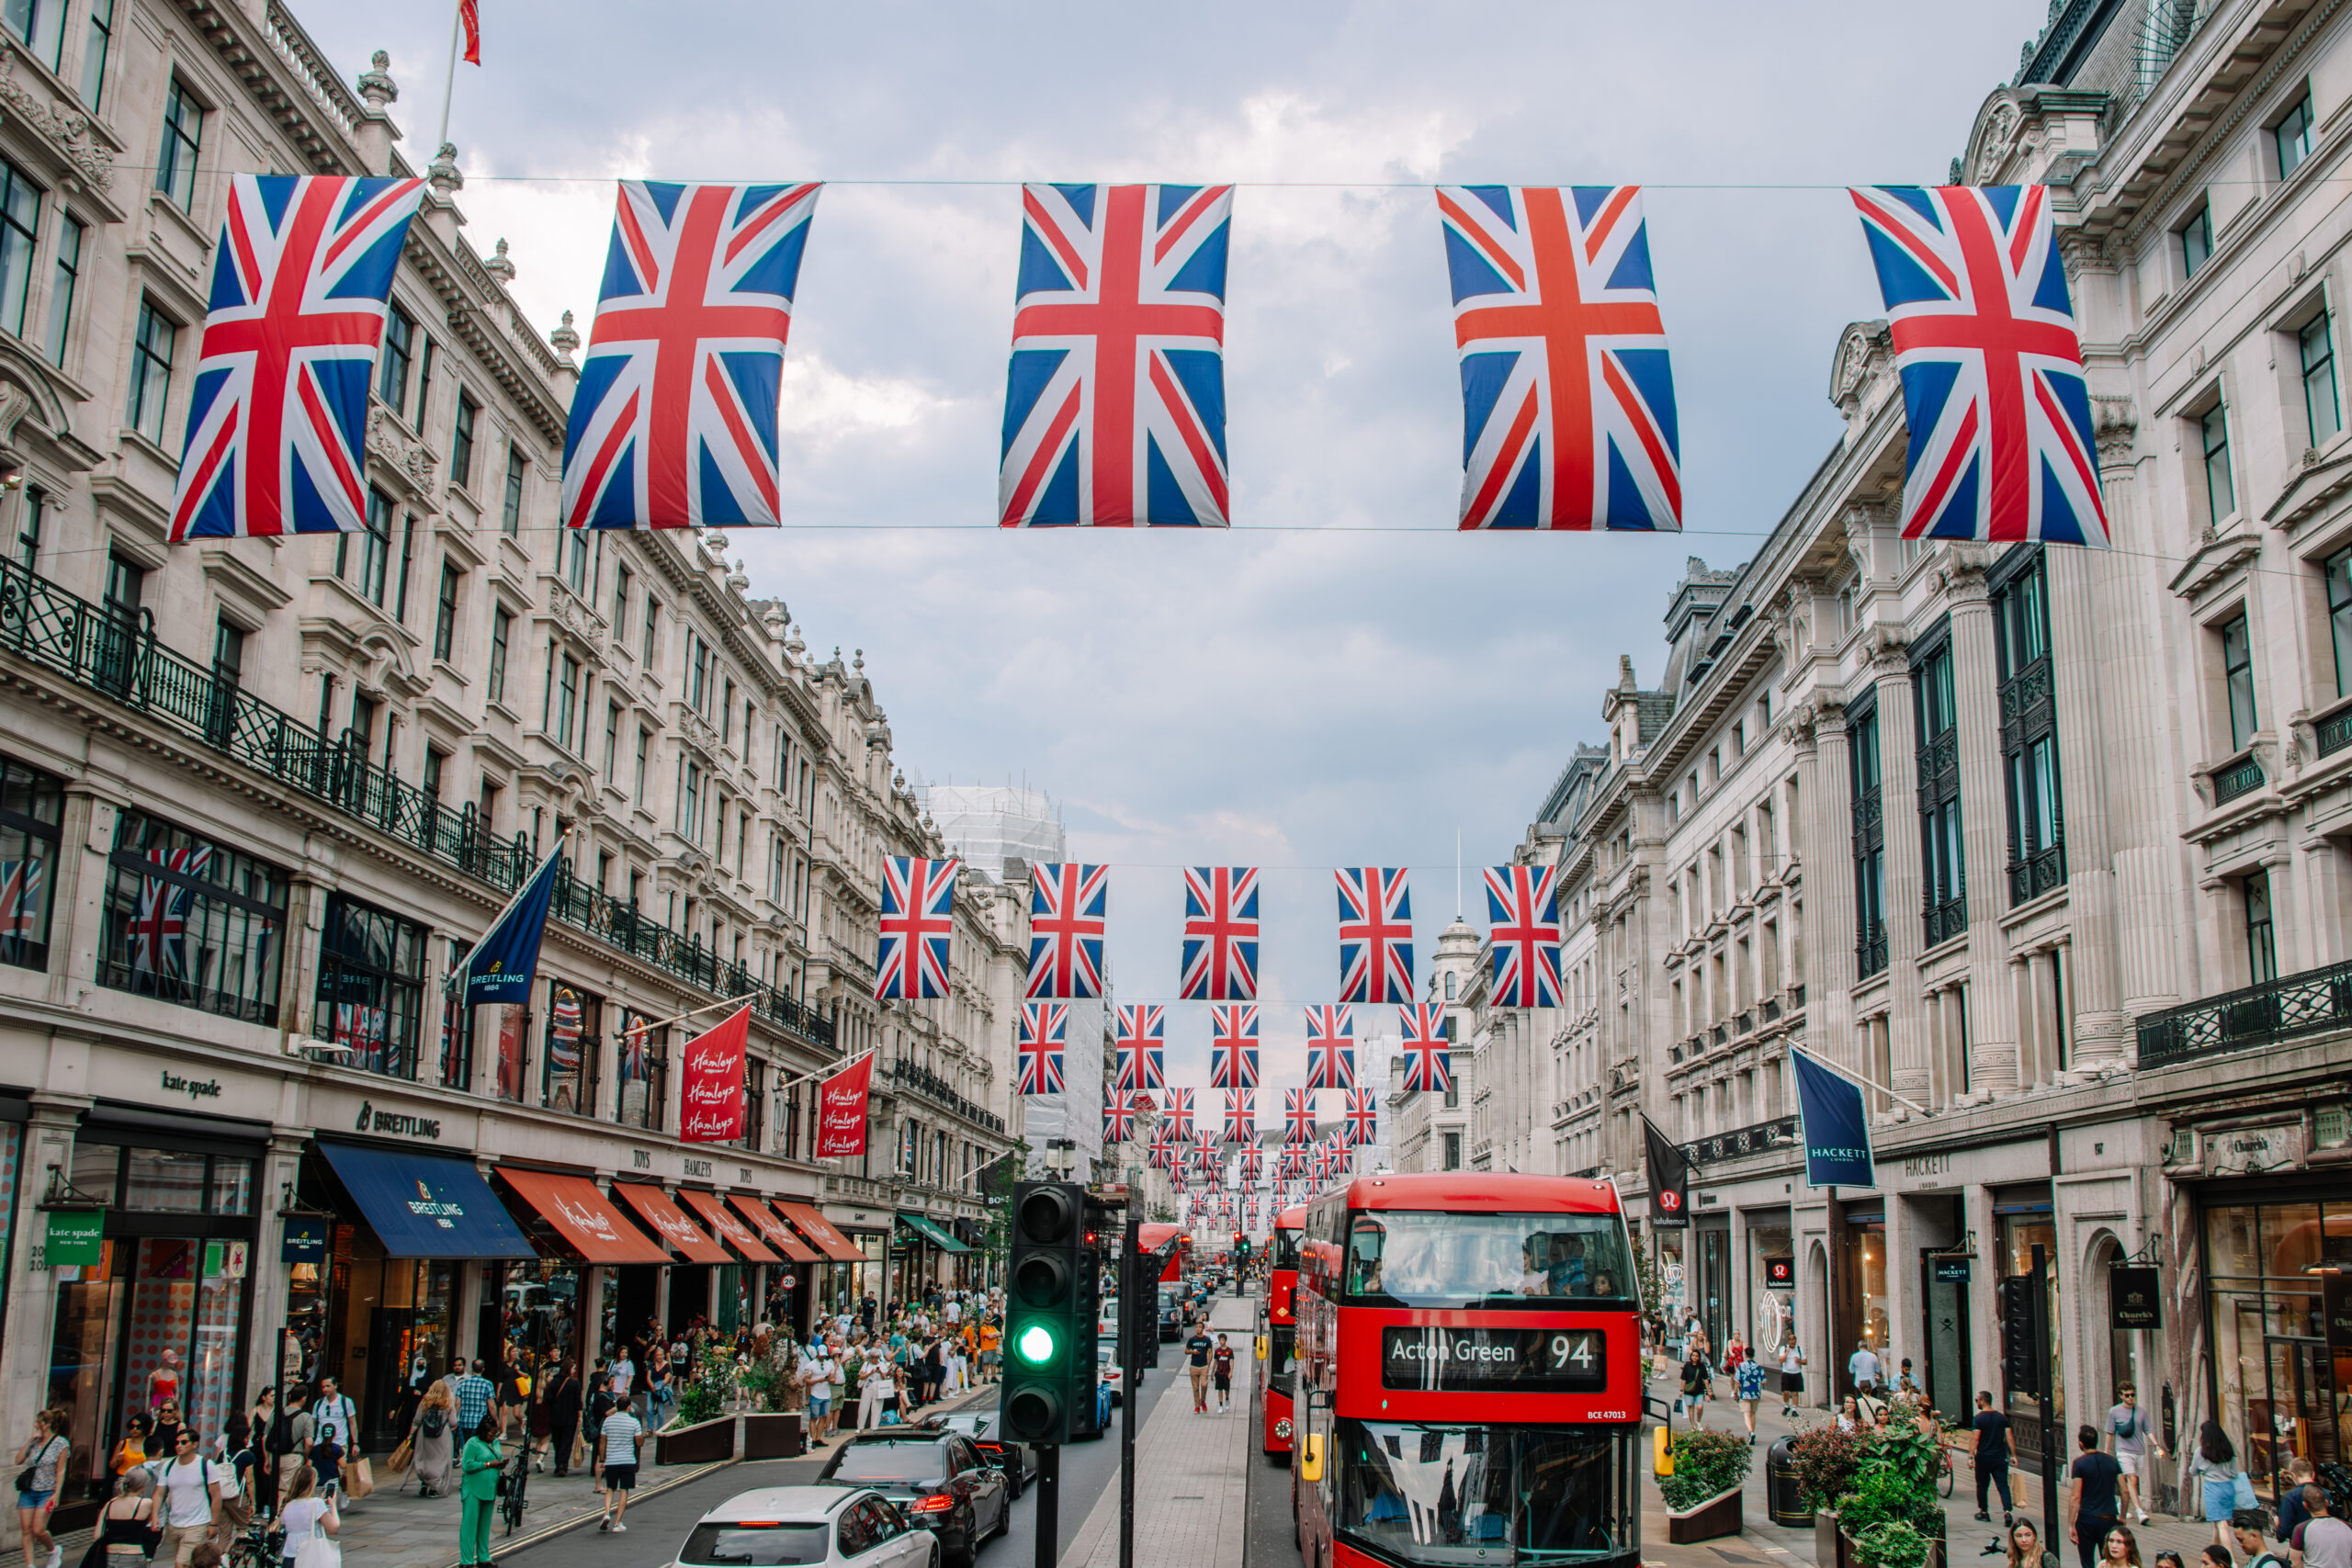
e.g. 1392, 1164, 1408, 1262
1658, 1190, 1681, 1213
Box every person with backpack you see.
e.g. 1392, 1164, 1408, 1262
266, 1389, 309, 1504
2234, 1510, 2290, 1568
407, 1381, 456, 1497
545, 1364, 582, 1478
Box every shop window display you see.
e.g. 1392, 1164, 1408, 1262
2203, 1199, 2352, 1498
541, 982, 601, 1116
503, 1258, 582, 1393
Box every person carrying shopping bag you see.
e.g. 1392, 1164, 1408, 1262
275, 1465, 339, 1568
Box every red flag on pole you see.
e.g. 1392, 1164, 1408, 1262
816, 1053, 875, 1158
458, 0, 481, 63
679, 1004, 749, 1143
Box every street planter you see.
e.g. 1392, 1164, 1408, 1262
656, 1415, 738, 1466
1818, 1511, 1845, 1568
1667, 1485, 1744, 1543
744, 1412, 806, 1459
1841, 1528, 1943, 1568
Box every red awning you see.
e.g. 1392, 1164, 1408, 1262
679, 1188, 779, 1262
611, 1183, 730, 1265
497, 1170, 670, 1265
772, 1199, 865, 1263
730, 1196, 820, 1263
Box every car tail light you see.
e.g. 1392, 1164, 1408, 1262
910, 1495, 955, 1514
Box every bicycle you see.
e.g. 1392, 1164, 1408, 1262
498, 1439, 530, 1534
222, 1517, 282, 1568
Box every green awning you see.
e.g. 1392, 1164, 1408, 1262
898, 1212, 969, 1252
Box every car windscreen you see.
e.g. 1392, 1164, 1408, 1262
831, 1443, 947, 1483
679, 1522, 831, 1565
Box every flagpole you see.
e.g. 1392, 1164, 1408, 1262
615, 992, 759, 1041
435, 0, 464, 153
1789, 1043, 1930, 1117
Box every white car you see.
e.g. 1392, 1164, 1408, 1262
672, 1484, 939, 1568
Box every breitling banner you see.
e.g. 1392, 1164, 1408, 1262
815, 1051, 876, 1158
680, 1003, 751, 1143
453, 845, 563, 1008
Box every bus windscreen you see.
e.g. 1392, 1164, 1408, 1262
1342, 1212, 1634, 1310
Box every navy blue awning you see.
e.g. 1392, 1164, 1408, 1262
317, 1143, 537, 1259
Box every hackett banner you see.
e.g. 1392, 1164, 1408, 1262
680, 1004, 750, 1144
815, 1053, 875, 1158
1792, 1047, 1876, 1188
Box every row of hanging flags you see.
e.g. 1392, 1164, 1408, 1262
162, 175, 2110, 547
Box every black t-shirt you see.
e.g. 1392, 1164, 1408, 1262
1187, 1336, 1213, 1367
2072, 1451, 2123, 1518
1213, 1347, 1235, 1380
1973, 1410, 2010, 1463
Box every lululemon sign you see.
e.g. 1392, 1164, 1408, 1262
680, 1004, 751, 1143
816, 1053, 875, 1158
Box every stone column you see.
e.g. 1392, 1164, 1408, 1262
579, 1267, 607, 1378
2010, 956, 2039, 1090
1, 1095, 85, 1431
246, 1130, 309, 1397
1869, 627, 1930, 1111
1923, 989, 1947, 1108
1943, 547, 2027, 1090
1793, 700, 1857, 1070
2032, 952, 2063, 1077
2301, 833, 2352, 968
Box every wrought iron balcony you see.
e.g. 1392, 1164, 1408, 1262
887, 1056, 1006, 1133
2008, 842, 2065, 908
1924, 896, 1967, 949
2137, 959, 2352, 1067
2212, 753, 2266, 806
2319, 706, 2352, 759
1857, 920, 1889, 979
1684, 1114, 1799, 1168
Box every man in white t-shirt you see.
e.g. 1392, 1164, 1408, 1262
155, 1428, 223, 1567
592, 1394, 644, 1535
1848, 1345, 1883, 1396
944, 1298, 962, 1327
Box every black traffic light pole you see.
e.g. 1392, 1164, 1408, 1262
2034, 1249, 2057, 1559
1121, 1208, 1141, 1568
1035, 1444, 1059, 1568
1006, 1180, 1084, 1568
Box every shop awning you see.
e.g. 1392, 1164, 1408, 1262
678, 1189, 779, 1262
316, 1143, 537, 1260
496, 1169, 670, 1264
612, 1183, 730, 1264
899, 1212, 969, 1253
773, 1199, 865, 1263
730, 1196, 820, 1263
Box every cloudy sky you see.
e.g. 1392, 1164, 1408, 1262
311, 0, 2045, 1089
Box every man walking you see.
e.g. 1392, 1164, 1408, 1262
451, 1360, 496, 1444
2068, 1423, 2123, 1568
2294, 1487, 2352, 1568
2103, 1382, 2163, 1525
1848, 1342, 1883, 1397
593, 1382, 643, 1535
1212, 1335, 1236, 1411
1972, 1391, 2013, 1525
1186, 1323, 1214, 1414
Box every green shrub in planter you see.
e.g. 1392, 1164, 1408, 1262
1791, 1423, 1867, 1516
1658, 1429, 1754, 1510
1851, 1520, 1932, 1568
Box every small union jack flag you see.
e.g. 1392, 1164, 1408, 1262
1114, 1004, 1166, 1091
1398, 1001, 1453, 1093
1485, 863, 1564, 1008
169, 175, 427, 541
0, 858, 43, 951
1438, 185, 1681, 532
1017, 1001, 1068, 1095
1165, 1086, 1195, 1138
128, 844, 212, 976
1193, 1129, 1222, 1171
1181, 866, 1259, 1000
560, 181, 821, 529
1336, 867, 1414, 1004
1283, 1088, 1317, 1146
1304, 1005, 1356, 1089
999, 183, 1234, 527
1149, 1120, 1179, 1170
549, 987, 584, 1070
1025, 862, 1108, 998
1850, 185, 2107, 547
618, 1012, 653, 1082
332, 1001, 386, 1054
1343, 1087, 1379, 1148
876, 856, 958, 1001
1103, 1089, 1136, 1145
1240, 1145, 1264, 1185
1209, 1004, 1259, 1089
1224, 1089, 1255, 1142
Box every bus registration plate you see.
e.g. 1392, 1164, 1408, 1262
1379, 1325, 1606, 1392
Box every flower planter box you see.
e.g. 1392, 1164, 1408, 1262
744, 1412, 806, 1459
1838, 1526, 1944, 1568
1667, 1485, 1744, 1543
656, 1415, 738, 1466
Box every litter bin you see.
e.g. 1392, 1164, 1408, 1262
1767, 1436, 1809, 1527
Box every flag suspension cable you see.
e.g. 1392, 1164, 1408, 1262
1789, 1044, 1930, 1118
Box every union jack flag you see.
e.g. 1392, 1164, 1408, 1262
1398, 1001, 1452, 1093
549, 987, 584, 1070
1486, 863, 1564, 1008
1165, 1086, 1195, 1138
1336, 867, 1414, 1004
332, 1001, 385, 1051
0, 858, 42, 951
1149, 1120, 1179, 1169
1438, 185, 1680, 532
1025, 862, 1108, 998
1114, 1004, 1166, 1091
1224, 1089, 1255, 1142
999, 183, 1233, 527
1343, 1087, 1379, 1148
128, 844, 212, 976
1849, 185, 2109, 547
1193, 1129, 1222, 1171
1181, 866, 1259, 1000
1304, 1005, 1356, 1089
560, 181, 820, 529
1240, 1145, 1264, 1185
1209, 1004, 1259, 1089
1103, 1089, 1136, 1145
876, 856, 958, 1000
1310, 1143, 1335, 1185
169, 175, 426, 541
1283, 1088, 1317, 1145
618, 1012, 654, 1082
1016, 1001, 1068, 1095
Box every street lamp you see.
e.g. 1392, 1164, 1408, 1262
1046, 1137, 1077, 1179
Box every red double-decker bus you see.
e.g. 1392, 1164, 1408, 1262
1293, 1174, 1642, 1568
1262, 1204, 1306, 1456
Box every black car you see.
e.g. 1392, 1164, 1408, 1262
816, 1430, 1012, 1568
1158, 1285, 1183, 1341
934, 1412, 1032, 1497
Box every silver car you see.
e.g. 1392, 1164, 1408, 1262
671, 1484, 938, 1568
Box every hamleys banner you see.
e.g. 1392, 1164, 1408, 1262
815, 1052, 876, 1158
680, 1003, 750, 1143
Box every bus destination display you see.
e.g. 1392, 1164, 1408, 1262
1378, 1325, 1606, 1392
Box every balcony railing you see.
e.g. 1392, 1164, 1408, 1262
2318, 706, 2352, 759
2009, 842, 2065, 908
1924, 896, 1966, 949
0, 557, 832, 1052
2137, 960, 2352, 1067
2212, 754, 2266, 805
1857, 920, 1889, 979
1684, 1114, 1799, 1169
887, 1056, 1006, 1133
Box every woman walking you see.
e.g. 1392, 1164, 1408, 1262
17, 1406, 69, 1568
2188, 1422, 2241, 1550
409, 1381, 457, 1497
274, 1465, 338, 1568
80, 1468, 157, 1568
244, 1389, 277, 1519
457, 1416, 502, 1568
1680, 1342, 1714, 1430
2008, 1519, 2062, 1568
645, 1348, 674, 1434
545, 1365, 581, 1479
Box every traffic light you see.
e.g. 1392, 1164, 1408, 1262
1068, 1210, 1106, 1439
1998, 1275, 2044, 1399
1004, 1180, 1084, 1444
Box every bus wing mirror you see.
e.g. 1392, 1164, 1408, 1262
1300, 1434, 1324, 1483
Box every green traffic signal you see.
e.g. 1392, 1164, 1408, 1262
1015, 1322, 1057, 1364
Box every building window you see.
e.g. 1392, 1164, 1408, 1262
641, 596, 659, 664
2327, 548, 2352, 699
633, 727, 650, 806
346, 486, 392, 606
2200, 403, 2235, 523
1, 0, 63, 72
2301, 313, 2341, 450
14, 484, 40, 570
439, 939, 474, 1090
550, 649, 580, 750
2245, 870, 2278, 985
1442, 1132, 1462, 1170
79, 0, 110, 106
0, 751, 62, 972
2181, 204, 2213, 278
611, 564, 632, 646
565, 528, 589, 594
127, 299, 175, 445
541, 982, 600, 1116
488, 606, 512, 705
740, 1058, 767, 1153
1992, 547, 2064, 906
688, 632, 713, 716
153, 78, 201, 210
45, 211, 80, 365
2221, 612, 2257, 751
377, 305, 415, 418
1849, 697, 1887, 977
602, 702, 620, 780
615, 1010, 666, 1131
2277, 93, 2315, 179
501, 446, 526, 536
1443, 970, 1456, 1001
432, 563, 460, 662
0, 155, 38, 343
99, 807, 287, 1022
1914, 630, 1964, 947
314, 894, 426, 1078
449, 391, 478, 487
679, 756, 703, 842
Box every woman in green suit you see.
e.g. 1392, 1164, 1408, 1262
458, 1415, 503, 1566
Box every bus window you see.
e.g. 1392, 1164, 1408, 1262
1348, 1217, 1386, 1295
1342, 1212, 1634, 1310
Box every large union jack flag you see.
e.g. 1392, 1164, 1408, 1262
1224, 1089, 1256, 1142
1849, 185, 2109, 547
1283, 1088, 1317, 1146
1165, 1086, 1195, 1139
1398, 1001, 1453, 1093
1114, 1003, 1166, 1092
876, 856, 958, 1000
1438, 185, 1681, 532
1192, 1129, 1223, 1171
169, 175, 426, 541
1017, 1001, 1068, 1095
1209, 1004, 1259, 1089
1485, 863, 1564, 1009
1000, 183, 1233, 528
1304, 1005, 1356, 1089
1103, 1089, 1136, 1145
1336, 867, 1414, 1004
560, 181, 820, 530
1148, 1119, 1179, 1170
1181, 866, 1260, 1000
1343, 1087, 1379, 1148
549, 987, 584, 1070
128, 844, 212, 976
1025, 862, 1108, 998
0, 858, 42, 951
